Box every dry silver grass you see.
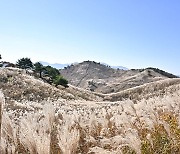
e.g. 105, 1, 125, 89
57, 116, 80, 154
1, 73, 180, 153
0, 91, 5, 147
104, 78, 180, 101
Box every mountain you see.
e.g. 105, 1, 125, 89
101, 62, 128, 70
111, 65, 129, 70
60, 60, 178, 94
40, 61, 128, 70
40, 61, 70, 69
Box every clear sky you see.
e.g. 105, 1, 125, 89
0, 0, 180, 74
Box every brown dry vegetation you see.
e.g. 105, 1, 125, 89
0, 68, 102, 107
60, 61, 176, 94
1, 67, 180, 154
102, 78, 180, 102
0, 91, 3, 144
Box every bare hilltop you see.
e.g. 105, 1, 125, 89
60, 60, 178, 93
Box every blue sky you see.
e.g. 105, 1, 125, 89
0, 0, 180, 74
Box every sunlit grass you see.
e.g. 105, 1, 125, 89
1, 68, 180, 153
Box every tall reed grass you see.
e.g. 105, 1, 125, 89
1, 86, 180, 153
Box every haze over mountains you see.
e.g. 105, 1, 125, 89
40, 61, 71, 69
40, 61, 129, 70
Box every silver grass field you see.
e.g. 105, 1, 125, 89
1, 68, 180, 153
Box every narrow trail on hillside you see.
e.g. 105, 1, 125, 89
76, 63, 91, 87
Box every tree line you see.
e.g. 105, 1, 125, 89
16, 57, 68, 87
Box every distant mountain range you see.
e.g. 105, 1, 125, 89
40, 61, 129, 70
100, 62, 129, 70
40, 61, 70, 69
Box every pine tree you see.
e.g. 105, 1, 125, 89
34, 62, 44, 78
16, 58, 33, 69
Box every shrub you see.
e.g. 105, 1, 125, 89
44, 66, 60, 79
53, 75, 68, 87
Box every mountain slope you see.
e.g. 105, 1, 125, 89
60, 61, 178, 94
0, 67, 103, 111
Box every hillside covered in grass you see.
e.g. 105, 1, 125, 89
1, 67, 180, 153
60, 61, 178, 94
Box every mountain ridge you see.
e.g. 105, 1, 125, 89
40, 61, 129, 70
60, 60, 178, 94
